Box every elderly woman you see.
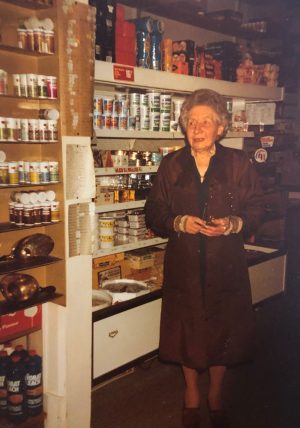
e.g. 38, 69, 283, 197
145, 89, 263, 428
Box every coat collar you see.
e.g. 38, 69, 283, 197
175, 143, 229, 187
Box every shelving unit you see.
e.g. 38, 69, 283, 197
93, 236, 168, 257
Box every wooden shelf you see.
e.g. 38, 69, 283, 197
0, 94, 57, 101
0, 291, 61, 316
0, 255, 61, 275
0, 221, 61, 233
0, 141, 58, 144
94, 61, 284, 101
0, 0, 52, 8
0, 44, 54, 56
0, 182, 59, 189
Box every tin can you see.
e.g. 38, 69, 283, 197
6, 118, 18, 141
33, 204, 42, 224
94, 96, 103, 114
46, 76, 57, 98
41, 202, 51, 223
149, 112, 160, 131
23, 204, 34, 226
14, 203, 24, 226
0, 162, 9, 185
8, 161, 19, 185
17, 28, 27, 49
129, 105, 140, 117
48, 120, 58, 141
160, 94, 172, 113
128, 116, 136, 131
29, 161, 40, 184
147, 90, 161, 112
40, 161, 50, 183
140, 93, 149, 107
103, 97, 114, 115
140, 115, 150, 131
119, 115, 128, 130
27, 74, 38, 98
159, 113, 171, 132
0, 70, 8, 95
13, 74, 21, 97
24, 161, 30, 183
33, 28, 43, 52
28, 119, 39, 141
20, 74, 28, 97
44, 30, 54, 54
37, 75, 47, 98
26, 29, 34, 51
129, 93, 140, 106
0, 117, 6, 141
111, 114, 119, 129
102, 115, 111, 129
39, 119, 48, 141
118, 100, 129, 116
49, 161, 59, 182
50, 201, 60, 222
19, 119, 28, 142
18, 161, 25, 183
93, 113, 102, 129
9, 201, 15, 223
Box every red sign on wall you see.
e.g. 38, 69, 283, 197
113, 65, 135, 82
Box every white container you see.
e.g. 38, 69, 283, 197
20, 119, 29, 141
39, 119, 48, 141
99, 234, 114, 249
12, 74, 21, 97
20, 74, 28, 97
28, 119, 39, 141
149, 112, 160, 131
29, 161, 40, 184
49, 161, 59, 182
129, 93, 140, 106
102, 279, 149, 304
48, 120, 58, 141
140, 93, 149, 107
159, 113, 171, 132
27, 73, 38, 98
160, 94, 172, 113
147, 90, 161, 112
40, 161, 50, 183
102, 96, 114, 115
99, 217, 115, 236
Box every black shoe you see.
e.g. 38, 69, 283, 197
182, 407, 202, 428
208, 409, 230, 428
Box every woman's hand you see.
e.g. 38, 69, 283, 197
183, 216, 231, 236
201, 217, 231, 237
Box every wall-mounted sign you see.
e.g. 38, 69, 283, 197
254, 148, 268, 163
113, 65, 135, 82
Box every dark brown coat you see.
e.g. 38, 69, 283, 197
145, 143, 264, 369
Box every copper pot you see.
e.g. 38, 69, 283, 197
0, 273, 55, 302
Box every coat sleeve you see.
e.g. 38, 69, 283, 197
234, 152, 264, 238
145, 157, 176, 238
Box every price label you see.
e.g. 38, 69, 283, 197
113, 65, 135, 82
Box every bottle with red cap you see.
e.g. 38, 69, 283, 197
25, 350, 43, 416
6, 354, 27, 423
11, 344, 28, 362
0, 350, 9, 416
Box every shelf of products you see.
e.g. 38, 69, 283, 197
0, 291, 61, 316
95, 165, 159, 176
0, 44, 54, 56
95, 129, 255, 139
118, 0, 281, 41
0, 256, 61, 275
0, 221, 60, 233
95, 200, 145, 213
94, 60, 284, 101
93, 237, 168, 258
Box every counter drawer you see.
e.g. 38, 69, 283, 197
93, 299, 161, 379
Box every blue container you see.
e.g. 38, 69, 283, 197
11, 345, 28, 362
136, 31, 151, 69
0, 350, 9, 416
25, 350, 43, 416
151, 33, 162, 70
7, 355, 27, 423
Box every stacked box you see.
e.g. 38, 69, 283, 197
172, 40, 195, 76
90, 0, 116, 62
115, 4, 136, 66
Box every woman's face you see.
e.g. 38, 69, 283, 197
186, 105, 224, 153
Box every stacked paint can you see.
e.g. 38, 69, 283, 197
98, 217, 115, 249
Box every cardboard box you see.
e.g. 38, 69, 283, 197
126, 248, 155, 270
0, 305, 42, 340
93, 260, 131, 289
93, 252, 125, 269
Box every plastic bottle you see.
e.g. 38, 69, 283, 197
6, 354, 27, 423
0, 350, 9, 416
25, 350, 43, 416
11, 344, 28, 362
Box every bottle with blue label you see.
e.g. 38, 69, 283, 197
25, 350, 43, 416
0, 350, 9, 416
6, 354, 27, 423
